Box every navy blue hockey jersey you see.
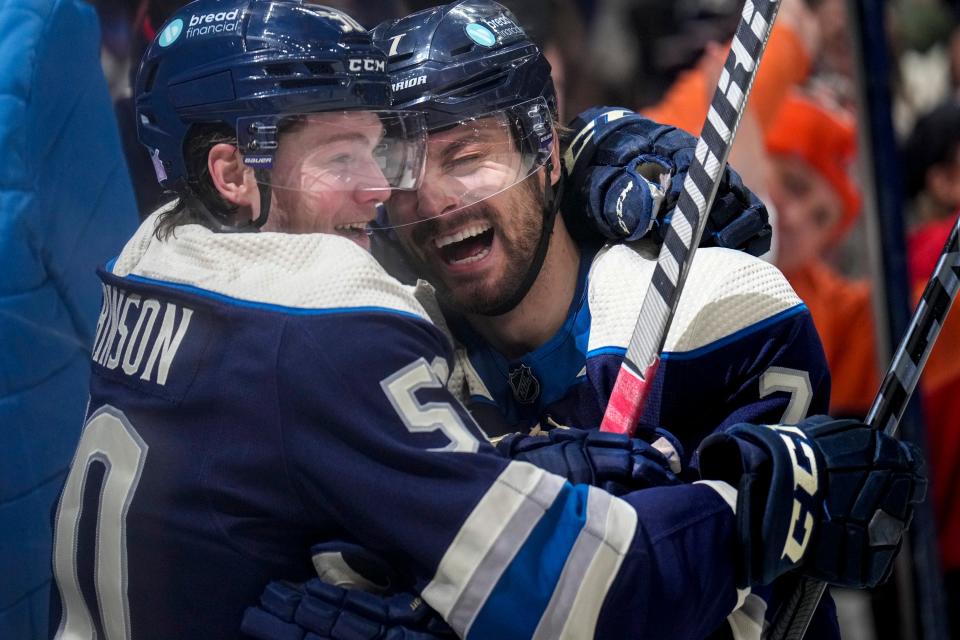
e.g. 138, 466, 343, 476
446, 240, 838, 638
50, 214, 749, 639
449, 240, 831, 458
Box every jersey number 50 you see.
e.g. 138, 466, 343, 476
51, 405, 147, 640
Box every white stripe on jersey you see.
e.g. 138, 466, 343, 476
421, 462, 564, 636
451, 471, 566, 634
531, 486, 610, 640
695, 479, 738, 512
555, 488, 638, 639
532, 487, 637, 639
424, 466, 641, 639
695, 480, 754, 615
727, 593, 768, 640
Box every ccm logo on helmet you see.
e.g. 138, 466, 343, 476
349, 58, 386, 73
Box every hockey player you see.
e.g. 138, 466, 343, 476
49, 3, 441, 637
374, 4, 898, 637
372, 0, 825, 477
238, 3, 925, 640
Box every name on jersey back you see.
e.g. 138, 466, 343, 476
91, 283, 193, 386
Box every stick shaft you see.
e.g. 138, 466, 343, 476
767, 213, 960, 640
868, 216, 960, 436
600, 0, 783, 435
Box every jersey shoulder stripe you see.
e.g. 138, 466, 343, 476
108, 209, 430, 320
659, 304, 809, 362
586, 242, 802, 355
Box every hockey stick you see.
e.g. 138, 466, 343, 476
600, 0, 783, 435
766, 212, 960, 640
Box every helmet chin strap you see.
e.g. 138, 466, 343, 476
191, 169, 272, 233
251, 169, 272, 229
482, 159, 564, 317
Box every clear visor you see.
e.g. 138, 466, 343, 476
379, 97, 555, 230
238, 110, 427, 196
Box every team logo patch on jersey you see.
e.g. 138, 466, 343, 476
508, 364, 540, 404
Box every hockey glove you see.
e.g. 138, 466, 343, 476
241, 579, 454, 640
563, 107, 772, 255
697, 416, 926, 589
242, 542, 454, 640
495, 426, 682, 495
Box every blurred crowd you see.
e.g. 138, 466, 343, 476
4, 0, 960, 638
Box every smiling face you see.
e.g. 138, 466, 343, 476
386, 119, 548, 314
261, 111, 392, 250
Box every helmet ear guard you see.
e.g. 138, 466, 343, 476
495, 96, 556, 174
237, 120, 281, 170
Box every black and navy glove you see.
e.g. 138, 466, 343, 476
241, 579, 454, 640
697, 416, 926, 589
242, 543, 454, 640
495, 426, 683, 495
562, 106, 772, 256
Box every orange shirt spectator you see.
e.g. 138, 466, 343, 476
642, 21, 813, 136
787, 261, 877, 415
765, 91, 880, 417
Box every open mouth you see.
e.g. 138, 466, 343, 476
334, 221, 371, 241
434, 222, 495, 266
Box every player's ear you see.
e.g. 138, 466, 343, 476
208, 143, 258, 207
548, 135, 562, 186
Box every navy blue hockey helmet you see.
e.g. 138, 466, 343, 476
135, 0, 427, 228
372, 0, 559, 224
372, 0, 556, 132
372, 1, 564, 315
